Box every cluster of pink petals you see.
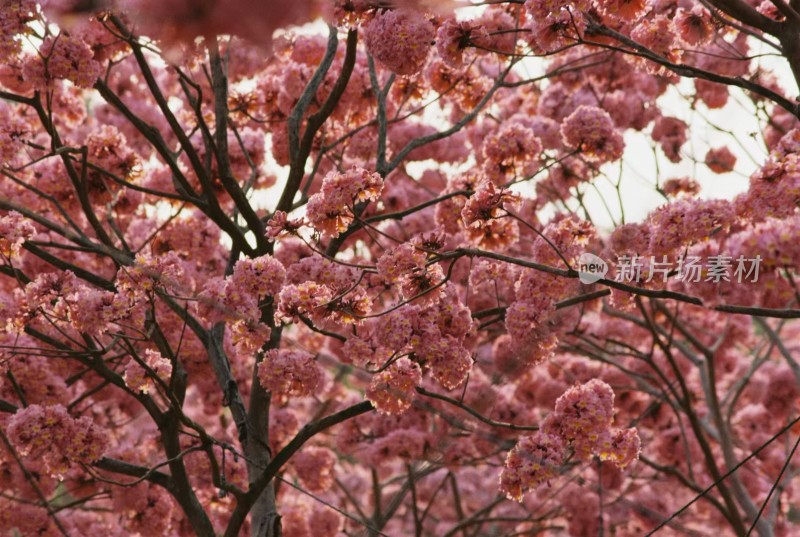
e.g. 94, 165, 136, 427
266, 210, 305, 241
364, 9, 434, 76
23, 33, 101, 89
499, 431, 564, 501
500, 380, 640, 501
376, 241, 444, 302
0, 0, 36, 63
482, 123, 542, 179
7, 404, 109, 477
257, 349, 323, 397
662, 177, 701, 198
648, 198, 736, 255
0, 211, 35, 257
705, 146, 737, 174
230, 255, 287, 301
651, 116, 688, 163
306, 167, 383, 237
674, 6, 714, 45
275, 281, 333, 324
736, 129, 800, 219
0, 0, 36, 62
86, 125, 141, 181
123, 348, 173, 394
561, 105, 624, 162
418, 335, 473, 390
630, 16, 682, 67
292, 447, 337, 493
196, 254, 285, 326
461, 181, 520, 228
435, 19, 486, 68
366, 357, 423, 414
595, 0, 646, 20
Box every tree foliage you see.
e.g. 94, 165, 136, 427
1, 0, 800, 535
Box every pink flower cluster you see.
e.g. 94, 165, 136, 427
705, 146, 737, 174
674, 6, 714, 46
6, 404, 109, 477
123, 349, 173, 394
561, 105, 624, 162
461, 181, 519, 228
500, 380, 640, 501
525, 0, 589, 53
266, 210, 304, 241
595, 0, 645, 20
436, 19, 486, 68
85, 125, 141, 182
197, 254, 285, 328
662, 177, 701, 198
230, 255, 286, 301
652, 116, 688, 163
499, 431, 564, 501
648, 198, 736, 256
23, 33, 102, 89
366, 357, 423, 414
364, 9, 434, 76
291, 447, 336, 493
376, 242, 444, 303
0, 0, 36, 62
736, 129, 800, 219
482, 123, 542, 180
275, 281, 333, 324
256, 349, 322, 398
630, 16, 681, 68
0, 210, 35, 257
306, 167, 383, 237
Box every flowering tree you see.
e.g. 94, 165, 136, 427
1, 0, 800, 535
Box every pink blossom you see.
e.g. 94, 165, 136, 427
652, 116, 688, 163
364, 10, 434, 76
542, 379, 615, 458
436, 19, 482, 68
630, 16, 681, 67
675, 7, 714, 46
648, 198, 735, 255
695, 79, 729, 109
7, 404, 109, 477
230, 254, 286, 300
0, 210, 35, 257
461, 181, 520, 228
561, 106, 624, 162
0, 0, 36, 63
366, 357, 422, 414
705, 146, 737, 174
595, 0, 646, 20
256, 349, 323, 397
662, 177, 701, 198
376, 242, 427, 284
23, 33, 101, 89
597, 428, 641, 468
499, 432, 565, 501
306, 167, 383, 237
292, 447, 336, 492
266, 210, 304, 241
481, 123, 541, 179
123, 349, 172, 394
275, 282, 334, 324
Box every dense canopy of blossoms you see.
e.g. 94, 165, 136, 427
0, 0, 799, 536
